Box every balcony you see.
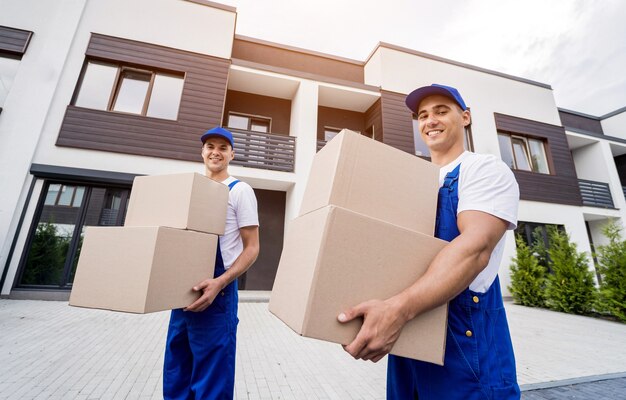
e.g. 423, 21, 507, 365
230, 128, 295, 172
578, 179, 615, 208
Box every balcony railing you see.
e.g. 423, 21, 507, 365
578, 179, 615, 208
623, 186, 626, 200
229, 129, 295, 172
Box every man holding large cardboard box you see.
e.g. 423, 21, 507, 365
339, 85, 521, 399
163, 127, 260, 400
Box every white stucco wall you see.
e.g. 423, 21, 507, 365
601, 109, 626, 139
285, 80, 319, 225
0, 0, 88, 293
572, 142, 609, 182
81, 0, 235, 59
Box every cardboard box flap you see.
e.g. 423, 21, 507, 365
125, 173, 228, 235
299, 130, 440, 235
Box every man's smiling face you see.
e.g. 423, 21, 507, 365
201, 136, 234, 174
417, 94, 470, 155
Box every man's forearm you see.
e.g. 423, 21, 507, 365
392, 211, 508, 321
215, 246, 259, 289
391, 233, 490, 320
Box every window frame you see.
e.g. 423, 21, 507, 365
72, 59, 185, 120
15, 179, 131, 290
498, 131, 552, 175
109, 66, 155, 116
44, 184, 84, 208
323, 126, 364, 142
227, 112, 272, 133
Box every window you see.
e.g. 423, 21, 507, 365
498, 132, 550, 174
74, 60, 184, 120
227, 112, 271, 133
515, 222, 565, 268
44, 184, 85, 207
18, 182, 130, 288
324, 127, 341, 142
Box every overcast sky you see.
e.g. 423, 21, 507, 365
220, 0, 626, 117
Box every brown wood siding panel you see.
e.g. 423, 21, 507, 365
57, 34, 230, 161
494, 113, 582, 206
317, 106, 365, 140
223, 90, 292, 135
558, 110, 604, 135
380, 91, 415, 154
232, 38, 363, 83
0, 26, 32, 55
365, 98, 383, 141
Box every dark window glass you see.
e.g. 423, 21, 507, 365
18, 182, 130, 288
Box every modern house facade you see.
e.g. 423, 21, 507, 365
2, 0, 625, 300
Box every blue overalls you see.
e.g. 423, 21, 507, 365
387, 164, 520, 400
163, 180, 240, 400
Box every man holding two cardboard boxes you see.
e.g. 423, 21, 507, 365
339, 85, 521, 399
163, 127, 260, 400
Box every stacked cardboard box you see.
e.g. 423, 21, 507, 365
70, 173, 228, 314
269, 130, 449, 365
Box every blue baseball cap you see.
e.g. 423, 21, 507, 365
200, 126, 234, 148
405, 84, 468, 113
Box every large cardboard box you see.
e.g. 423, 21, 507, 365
124, 173, 229, 234
269, 206, 448, 365
70, 226, 217, 313
299, 130, 440, 235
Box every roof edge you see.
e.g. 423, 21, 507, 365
183, 0, 236, 13
558, 107, 601, 120
366, 42, 552, 90
601, 105, 626, 120
234, 34, 365, 66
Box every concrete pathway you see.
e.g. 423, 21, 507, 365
1, 298, 625, 399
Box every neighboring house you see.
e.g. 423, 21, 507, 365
1, 0, 625, 300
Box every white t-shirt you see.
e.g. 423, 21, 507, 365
439, 151, 520, 293
219, 176, 259, 269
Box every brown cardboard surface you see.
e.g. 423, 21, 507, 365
299, 130, 440, 235
69, 226, 217, 313
124, 173, 228, 234
269, 206, 448, 365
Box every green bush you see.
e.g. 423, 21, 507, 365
544, 226, 596, 314
594, 220, 626, 322
509, 233, 547, 307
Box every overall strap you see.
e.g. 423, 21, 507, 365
434, 163, 461, 242
227, 179, 240, 191
442, 163, 461, 191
